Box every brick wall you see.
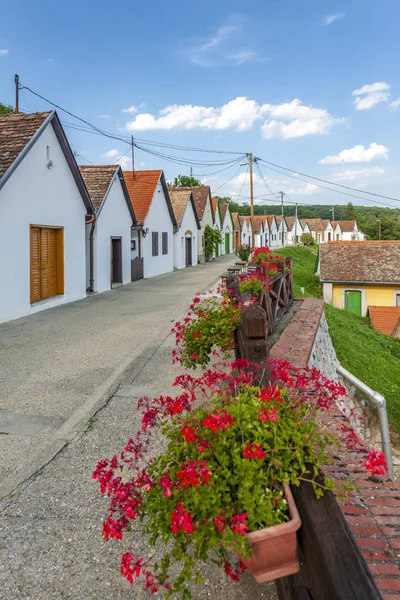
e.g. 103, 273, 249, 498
271, 298, 400, 599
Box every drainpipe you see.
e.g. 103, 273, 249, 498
337, 365, 394, 481
86, 214, 96, 292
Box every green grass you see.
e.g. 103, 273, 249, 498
275, 245, 400, 431
324, 304, 400, 432
278, 246, 322, 298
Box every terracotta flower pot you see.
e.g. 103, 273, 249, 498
240, 483, 301, 583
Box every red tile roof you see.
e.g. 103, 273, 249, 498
231, 212, 240, 230
335, 220, 357, 233
123, 170, 162, 224
301, 218, 322, 232
168, 189, 191, 226
320, 241, 400, 284
79, 165, 118, 210
219, 202, 228, 222
369, 306, 400, 336
266, 215, 277, 228
0, 111, 51, 177
172, 186, 213, 221
252, 215, 265, 233
212, 197, 218, 218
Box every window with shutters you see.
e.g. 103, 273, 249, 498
30, 226, 64, 303
152, 232, 159, 256
162, 232, 168, 255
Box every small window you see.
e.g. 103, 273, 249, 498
396, 294, 400, 307
131, 239, 136, 251
152, 232, 159, 257
162, 232, 168, 255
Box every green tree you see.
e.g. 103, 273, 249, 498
204, 225, 222, 260
342, 202, 357, 221
300, 233, 315, 246
170, 175, 201, 187
0, 103, 15, 115
299, 208, 318, 219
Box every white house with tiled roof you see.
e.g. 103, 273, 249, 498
285, 216, 303, 246
212, 197, 222, 257
169, 189, 201, 269
275, 216, 288, 247
0, 110, 94, 324
333, 220, 366, 242
79, 165, 137, 293
253, 216, 266, 248
124, 170, 177, 279
220, 203, 233, 254
266, 215, 279, 248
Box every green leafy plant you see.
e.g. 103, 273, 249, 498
300, 233, 315, 246
172, 296, 242, 368
235, 245, 251, 262
93, 358, 382, 598
239, 275, 265, 297
204, 225, 222, 261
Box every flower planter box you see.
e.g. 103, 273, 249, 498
240, 483, 301, 583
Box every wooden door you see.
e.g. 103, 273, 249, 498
111, 238, 122, 285
225, 233, 230, 254
30, 227, 59, 303
345, 291, 362, 316
185, 237, 192, 267
30, 227, 41, 303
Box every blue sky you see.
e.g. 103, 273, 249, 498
1, 0, 400, 208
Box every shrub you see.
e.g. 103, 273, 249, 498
204, 226, 222, 261
301, 233, 315, 246
235, 245, 252, 262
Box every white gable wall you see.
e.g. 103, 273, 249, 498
221, 211, 233, 253
173, 201, 199, 269
94, 177, 133, 292
142, 180, 174, 278
269, 220, 279, 247
0, 123, 87, 324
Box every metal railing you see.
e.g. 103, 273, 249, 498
337, 365, 394, 481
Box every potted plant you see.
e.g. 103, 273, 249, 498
92, 359, 385, 598
235, 244, 252, 262
171, 295, 242, 368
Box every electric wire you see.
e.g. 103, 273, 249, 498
212, 164, 244, 194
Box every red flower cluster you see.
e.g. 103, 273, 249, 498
258, 385, 282, 403
365, 448, 388, 476
176, 460, 212, 489
120, 553, 144, 584
222, 558, 247, 581
242, 443, 266, 460
259, 407, 280, 423
203, 409, 234, 433
171, 501, 195, 534
181, 423, 196, 443
231, 512, 249, 536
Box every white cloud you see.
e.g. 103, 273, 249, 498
229, 50, 265, 65
104, 149, 120, 158
0, 49, 9, 56
98, 114, 111, 119
330, 167, 385, 181
320, 143, 389, 164
324, 12, 346, 25
125, 96, 342, 139
389, 98, 400, 111
115, 155, 132, 170
122, 105, 138, 113
287, 183, 318, 196
352, 82, 390, 110
261, 99, 343, 139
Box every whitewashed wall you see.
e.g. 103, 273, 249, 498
173, 202, 199, 270
94, 177, 133, 292
142, 180, 174, 278
221, 211, 233, 253
0, 123, 87, 324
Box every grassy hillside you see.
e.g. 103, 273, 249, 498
276, 245, 400, 431
278, 246, 322, 298
325, 304, 400, 432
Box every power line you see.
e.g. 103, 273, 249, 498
212, 164, 244, 193
236, 167, 249, 202
74, 152, 95, 165
257, 161, 399, 210
256, 157, 400, 204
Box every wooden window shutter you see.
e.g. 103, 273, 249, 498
30, 227, 41, 303
152, 232, 159, 256
40, 228, 57, 299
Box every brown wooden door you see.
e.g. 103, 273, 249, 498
40, 228, 57, 299
111, 238, 122, 285
30, 226, 62, 303
30, 227, 41, 303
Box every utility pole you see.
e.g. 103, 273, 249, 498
294, 202, 298, 246
377, 219, 381, 240
249, 152, 255, 249
331, 205, 335, 223
190, 166, 193, 179
280, 191, 285, 248
14, 74, 19, 114
131, 135, 135, 179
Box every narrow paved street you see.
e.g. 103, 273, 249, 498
0, 257, 277, 600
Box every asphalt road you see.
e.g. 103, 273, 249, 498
0, 256, 277, 599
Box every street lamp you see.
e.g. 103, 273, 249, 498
376, 219, 381, 241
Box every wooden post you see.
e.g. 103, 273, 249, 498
236, 305, 269, 381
